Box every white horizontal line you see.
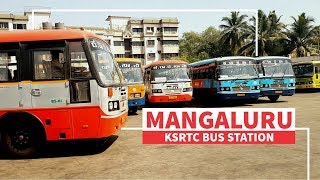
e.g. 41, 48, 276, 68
121, 127, 143, 131
32, 9, 258, 13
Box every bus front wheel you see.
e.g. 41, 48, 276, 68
129, 107, 138, 114
268, 95, 280, 102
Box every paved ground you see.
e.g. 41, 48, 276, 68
0, 92, 319, 179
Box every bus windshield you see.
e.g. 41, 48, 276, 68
293, 64, 314, 77
217, 64, 258, 80
151, 64, 190, 82
261, 63, 294, 77
88, 39, 121, 86
118, 62, 143, 84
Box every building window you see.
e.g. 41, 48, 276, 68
114, 41, 124, 46
115, 54, 125, 58
106, 40, 111, 45
163, 27, 178, 34
0, 22, 9, 29
132, 41, 144, 46
132, 54, 145, 59
132, 28, 143, 33
13, 24, 27, 30
156, 27, 162, 33
146, 27, 154, 33
162, 40, 179, 46
162, 53, 179, 59
147, 40, 155, 46
147, 53, 155, 60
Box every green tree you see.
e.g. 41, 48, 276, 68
219, 12, 248, 55
286, 13, 320, 57
239, 10, 286, 56
179, 26, 227, 63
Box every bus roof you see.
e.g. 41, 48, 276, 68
143, 60, 188, 69
0, 29, 100, 43
255, 56, 291, 60
293, 61, 320, 65
115, 58, 141, 63
189, 56, 255, 67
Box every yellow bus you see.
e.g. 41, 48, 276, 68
292, 61, 320, 89
116, 58, 145, 114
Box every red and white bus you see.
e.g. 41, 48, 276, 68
0, 30, 128, 157
143, 60, 193, 103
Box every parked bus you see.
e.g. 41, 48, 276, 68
116, 58, 145, 114
143, 60, 193, 103
0, 30, 128, 157
292, 61, 320, 89
190, 56, 260, 101
255, 56, 295, 102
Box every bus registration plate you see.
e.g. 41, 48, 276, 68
169, 96, 177, 99
275, 91, 282, 94
237, 94, 245, 97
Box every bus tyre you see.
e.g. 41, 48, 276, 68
268, 95, 280, 102
1, 123, 42, 158
130, 107, 138, 114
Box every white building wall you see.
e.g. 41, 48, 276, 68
24, 12, 51, 30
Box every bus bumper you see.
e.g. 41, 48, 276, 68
218, 92, 260, 100
99, 110, 128, 138
260, 89, 295, 96
128, 97, 145, 107
296, 84, 317, 89
148, 94, 192, 103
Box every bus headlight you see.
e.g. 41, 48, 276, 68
252, 86, 260, 90
108, 101, 113, 110
288, 83, 295, 87
309, 81, 313, 84
113, 101, 118, 109
220, 87, 230, 91
260, 84, 268, 88
183, 88, 192, 92
152, 89, 162, 93
108, 101, 120, 111
134, 93, 141, 98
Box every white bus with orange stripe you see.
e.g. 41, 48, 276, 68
0, 30, 128, 157
143, 60, 193, 104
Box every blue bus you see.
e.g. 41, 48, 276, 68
190, 56, 260, 101
255, 56, 295, 102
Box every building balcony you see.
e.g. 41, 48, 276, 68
114, 46, 125, 55
162, 31, 178, 37
131, 46, 145, 54
162, 45, 179, 53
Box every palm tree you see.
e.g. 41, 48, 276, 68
239, 10, 286, 56
219, 12, 248, 55
287, 13, 320, 57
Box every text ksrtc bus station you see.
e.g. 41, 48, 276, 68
143, 108, 295, 144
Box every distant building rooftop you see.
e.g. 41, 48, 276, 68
0, 13, 28, 20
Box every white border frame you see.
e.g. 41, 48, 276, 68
31, 8, 259, 56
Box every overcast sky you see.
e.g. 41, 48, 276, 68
1, 0, 320, 33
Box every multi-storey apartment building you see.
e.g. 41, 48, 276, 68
106, 16, 180, 65
0, 10, 51, 31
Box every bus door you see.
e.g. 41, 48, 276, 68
30, 49, 70, 107
314, 65, 320, 87
29, 47, 73, 139
0, 50, 20, 109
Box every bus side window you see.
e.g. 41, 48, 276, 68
69, 41, 91, 103
0, 52, 17, 82
33, 50, 65, 80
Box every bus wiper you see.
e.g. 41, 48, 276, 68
280, 64, 290, 79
